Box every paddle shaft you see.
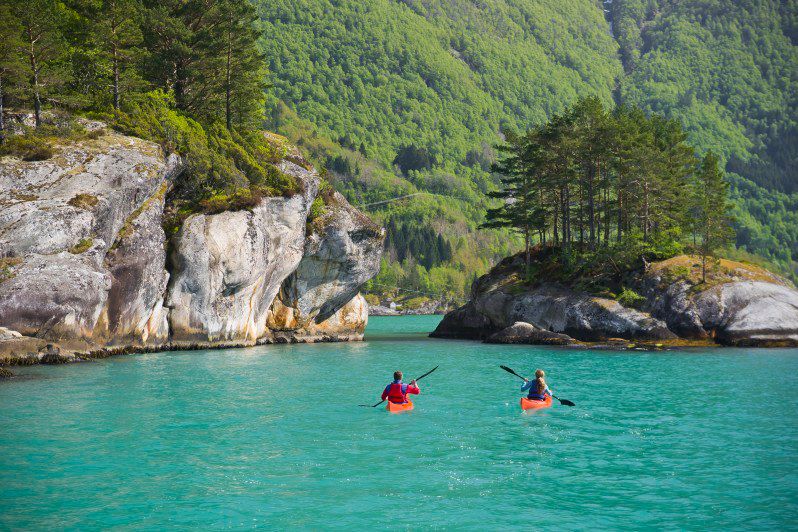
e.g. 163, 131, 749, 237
363, 366, 439, 407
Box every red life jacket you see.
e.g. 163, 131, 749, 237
387, 382, 407, 404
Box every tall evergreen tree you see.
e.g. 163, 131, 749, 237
0, 3, 25, 144
95, 0, 146, 111
6, 0, 72, 127
217, 0, 266, 130
695, 152, 735, 282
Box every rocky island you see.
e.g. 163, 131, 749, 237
0, 118, 384, 372
432, 250, 798, 348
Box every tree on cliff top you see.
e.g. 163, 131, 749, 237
695, 151, 735, 282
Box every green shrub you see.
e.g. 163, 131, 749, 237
1, 135, 55, 161
363, 293, 381, 306
308, 197, 326, 221
0, 257, 23, 283
402, 296, 430, 310
68, 194, 99, 210
68, 238, 93, 254
617, 287, 647, 309
112, 90, 298, 209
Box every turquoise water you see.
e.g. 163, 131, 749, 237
1, 315, 797, 530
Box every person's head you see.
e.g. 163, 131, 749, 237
535, 369, 545, 379
394, 370, 403, 381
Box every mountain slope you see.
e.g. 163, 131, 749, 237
257, 0, 798, 291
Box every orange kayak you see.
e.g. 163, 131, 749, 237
520, 395, 552, 410
387, 400, 414, 413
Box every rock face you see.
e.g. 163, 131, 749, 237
485, 322, 574, 345
166, 161, 319, 345
267, 191, 383, 339
0, 125, 383, 363
432, 254, 675, 342
269, 293, 370, 343
638, 257, 798, 347
433, 253, 798, 346
0, 129, 180, 345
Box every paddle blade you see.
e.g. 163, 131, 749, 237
558, 398, 576, 407
499, 365, 526, 380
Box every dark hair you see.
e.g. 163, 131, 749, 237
394, 371, 402, 381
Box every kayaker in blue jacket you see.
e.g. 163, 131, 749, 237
521, 369, 552, 401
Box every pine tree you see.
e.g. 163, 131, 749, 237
6, 0, 71, 127
218, 0, 266, 130
695, 152, 735, 282
0, 3, 25, 143
95, 0, 146, 111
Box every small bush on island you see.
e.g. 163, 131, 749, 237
617, 288, 647, 309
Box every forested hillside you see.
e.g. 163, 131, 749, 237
257, 0, 798, 296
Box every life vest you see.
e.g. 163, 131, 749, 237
527, 378, 547, 401
387, 382, 407, 404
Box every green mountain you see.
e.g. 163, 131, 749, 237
257, 0, 798, 297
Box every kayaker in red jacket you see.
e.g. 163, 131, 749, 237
381, 371, 420, 404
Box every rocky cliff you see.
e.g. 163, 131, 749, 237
432, 253, 798, 347
0, 124, 383, 368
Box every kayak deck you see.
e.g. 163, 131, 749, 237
387, 400, 414, 413
520, 395, 552, 410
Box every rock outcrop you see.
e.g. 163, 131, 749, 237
166, 161, 319, 345
485, 321, 575, 345
266, 191, 383, 341
639, 257, 798, 346
0, 127, 180, 345
433, 253, 798, 347
432, 254, 675, 342
0, 124, 383, 366
269, 293, 370, 343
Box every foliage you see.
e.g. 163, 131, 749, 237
260, 0, 798, 293
613, 1, 798, 195
617, 287, 647, 309
0, 257, 22, 284
112, 90, 296, 207
68, 194, 99, 210
694, 152, 736, 281
0, 0, 281, 211
487, 98, 700, 271
68, 237, 94, 254
0, 135, 55, 161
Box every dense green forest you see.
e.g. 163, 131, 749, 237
258, 0, 798, 295
487, 97, 734, 287
0, 0, 296, 216
2, 0, 796, 301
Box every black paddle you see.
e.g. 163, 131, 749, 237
360, 365, 439, 407
499, 365, 575, 406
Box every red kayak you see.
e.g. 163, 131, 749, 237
387, 400, 414, 413
520, 395, 552, 410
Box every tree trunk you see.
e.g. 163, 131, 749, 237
225, 26, 232, 130
0, 75, 5, 145
617, 190, 623, 243
603, 186, 610, 245
27, 31, 41, 128
113, 46, 120, 111
643, 179, 650, 241
524, 225, 530, 274
553, 196, 559, 246
588, 162, 596, 249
